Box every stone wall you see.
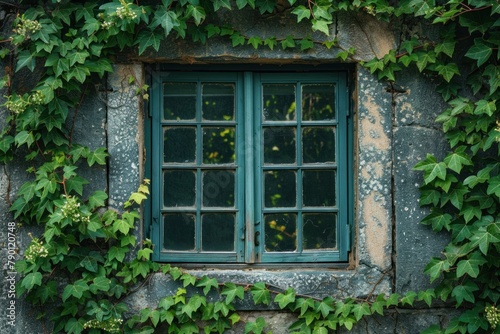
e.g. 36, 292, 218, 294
0, 4, 456, 333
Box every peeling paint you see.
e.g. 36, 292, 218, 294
363, 192, 391, 269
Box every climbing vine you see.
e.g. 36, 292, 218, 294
0, 0, 499, 333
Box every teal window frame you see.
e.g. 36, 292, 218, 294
148, 69, 352, 264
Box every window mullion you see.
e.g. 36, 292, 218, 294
296, 82, 303, 253
244, 72, 257, 263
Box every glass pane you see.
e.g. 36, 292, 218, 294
203, 127, 235, 164
164, 82, 196, 120
264, 170, 296, 207
302, 127, 335, 164
303, 213, 336, 250
164, 127, 196, 163
203, 170, 235, 207
202, 83, 235, 121
164, 170, 196, 207
164, 213, 195, 251
303, 171, 336, 207
202, 214, 235, 251
263, 127, 296, 164
263, 84, 296, 121
264, 214, 297, 252
302, 84, 336, 121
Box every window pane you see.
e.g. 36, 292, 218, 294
302, 84, 336, 121
164, 214, 195, 251
264, 214, 297, 252
203, 127, 235, 164
164, 127, 196, 163
202, 214, 235, 251
263, 127, 296, 164
303, 213, 336, 250
303, 171, 336, 207
202, 83, 235, 121
203, 170, 235, 207
164, 82, 196, 120
302, 127, 335, 164
164, 170, 196, 207
264, 170, 296, 207
262, 84, 296, 121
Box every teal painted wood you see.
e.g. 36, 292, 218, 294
150, 70, 352, 264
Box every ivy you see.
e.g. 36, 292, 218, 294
0, 0, 499, 333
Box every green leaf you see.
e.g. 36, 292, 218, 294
316, 297, 335, 317
424, 257, 450, 282
456, 252, 487, 278
90, 276, 111, 293
64, 318, 84, 334
62, 280, 89, 301
221, 282, 245, 304
245, 317, 266, 334
400, 291, 417, 306
312, 19, 331, 35
416, 51, 436, 72
136, 30, 163, 55
16, 51, 36, 72
196, 276, 219, 295
486, 175, 500, 198
474, 99, 496, 116
421, 211, 452, 232
417, 289, 435, 307
465, 40, 493, 67
351, 303, 371, 321
86, 147, 108, 166
108, 246, 128, 262
451, 281, 479, 306
291, 5, 311, 22
434, 41, 455, 58
88, 190, 108, 210
470, 227, 500, 255
250, 282, 271, 305
436, 63, 460, 82
151, 7, 179, 36
21, 272, 43, 290
274, 288, 296, 309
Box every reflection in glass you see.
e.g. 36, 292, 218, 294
264, 127, 296, 164
265, 214, 297, 252
164, 170, 196, 207
202, 83, 235, 121
262, 84, 296, 121
302, 84, 336, 120
264, 170, 296, 207
202, 214, 235, 251
164, 82, 196, 120
302, 127, 335, 163
203, 170, 235, 207
164, 213, 195, 250
303, 213, 336, 250
203, 127, 235, 164
303, 171, 336, 206
164, 127, 196, 163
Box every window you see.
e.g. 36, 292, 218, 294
149, 69, 352, 264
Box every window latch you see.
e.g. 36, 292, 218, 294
254, 231, 260, 246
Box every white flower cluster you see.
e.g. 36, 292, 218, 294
61, 195, 90, 224
116, 5, 137, 20
101, 20, 115, 30
24, 234, 48, 263
83, 318, 123, 333
13, 17, 42, 37
4, 91, 44, 114
486, 305, 500, 329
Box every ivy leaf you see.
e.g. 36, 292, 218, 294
264, 37, 277, 50
88, 190, 108, 210
434, 40, 455, 58
414, 154, 447, 184
416, 51, 436, 72
245, 317, 266, 334
62, 280, 89, 301
291, 5, 311, 22
486, 175, 500, 198
247, 36, 262, 49
421, 211, 452, 232
86, 147, 108, 166
274, 288, 296, 309
221, 283, 245, 304
312, 19, 331, 35
90, 276, 111, 293
470, 227, 500, 255
108, 246, 128, 262
465, 40, 493, 67
456, 252, 487, 278
151, 7, 179, 36
400, 291, 417, 306
451, 281, 479, 306
21, 272, 43, 290
417, 289, 435, 307
186, 5, 206, 25
16, 50, 36, 72
351, 303, 371, 321
424, 257, 450, 282
316, 297, 335, 317
212, 0, 231, 11
196, 276, 219, 295
64, 318, 84, 334
256, 0, 276, 14
136, 30, 163, 55
80, 256, 98, 273
250, 282, 271, 305
474, 99, 496, 116
436, 63, 460, 82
